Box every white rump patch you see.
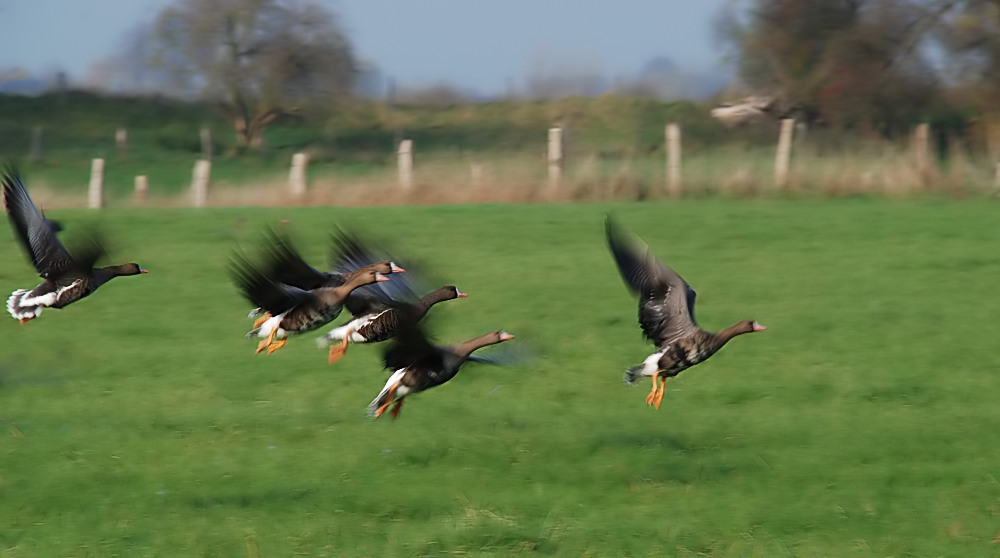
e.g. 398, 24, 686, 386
322, 311, 385, 345
249, 313, 287, 339
368, 368, 409, 414
639, 349, 667, 377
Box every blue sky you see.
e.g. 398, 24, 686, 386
4, 0, 735, 95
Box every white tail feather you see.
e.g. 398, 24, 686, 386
368, 369, 407, 416
7, 289, 42, 320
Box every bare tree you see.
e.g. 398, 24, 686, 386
724, 0, 955, 133
151, 0, 355, 148
938, 0, 1000, 99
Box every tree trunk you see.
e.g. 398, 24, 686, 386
229, 106, 283, 150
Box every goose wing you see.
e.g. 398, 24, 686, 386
2, 168, 79, 277
330, 228, 417, 315
260, 229, 331, 290
229, 251, 314, 314
382, 321, 444, 373
605, 217, 699, 346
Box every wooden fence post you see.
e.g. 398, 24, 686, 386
192, 159, 210, 207
88, 158, 104, 209
289, 153, 308, 197
774, 118, 795, 188
994, 162, 1000, 196
398, 139, 413, 191
29, 126, 42, 162
200, 128, 213, 161
135, 175, 148, 205
548, 126, 563, 192
665, 123, 682, 197
470, 163, 484, 189
912, 123, 931, 181
116, 127, 128, 158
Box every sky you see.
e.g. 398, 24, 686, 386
3, 0, 735, 96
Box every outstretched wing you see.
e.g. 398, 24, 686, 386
605, 216, 699, 346
330, 228, 417, 315
229, 251, 314, 315
259, 228, 331, 290
382, 320, 442, 372
2, 167, 77, 277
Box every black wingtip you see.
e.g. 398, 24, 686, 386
604, 213, 629, 246
2, 163, 24, 208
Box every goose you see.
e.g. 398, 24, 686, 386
368, 326, 515, 419
231, 255, 402, 354
318, 285, 468, 365
606, 217, 765, 409
245, 228, 404, 327
3, 167, 147, 323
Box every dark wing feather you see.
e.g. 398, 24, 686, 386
605, 216, 699, 346
382, 321, 442, 372
66, 232, 107, 274
260, 229, 332, 290
345, 294, 397, 319
330, 228, 417, 312
329, 228, 379, 275
2, 168, 76, 277
229, 251, 314, 314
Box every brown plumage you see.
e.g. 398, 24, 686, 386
606, 216, 765, 409
368, 327, 515, 419
3, 167, 147, 323
242, 228, 405, 320
232, 258, 402, 354
318, 285, 468, 365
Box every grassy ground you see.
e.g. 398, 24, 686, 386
1, 199, 999, 556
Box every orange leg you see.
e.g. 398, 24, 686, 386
653, 379, 666, 410
252, 312, 271, 329
389, 398, 404, 419
645, 374, 660, 406
374, 383, 399, 418
19, 317, 33, 325
266, 338, 287, 355
327, 329, 352, 365
256, 329, 276, 354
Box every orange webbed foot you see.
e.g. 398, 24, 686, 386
646, 374, 667, 409
256, 329, 277, 354
327, 330, 351, 365
645, 374, 660, 406
266, 338, 287, 355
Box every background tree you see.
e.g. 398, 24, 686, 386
151, 0, 355, 149
725, 0, 957, 134
938, 1, 1000, 101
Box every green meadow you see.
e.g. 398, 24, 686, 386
1, 199, 999, 556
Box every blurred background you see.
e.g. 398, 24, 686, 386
3, 0, 1000, 202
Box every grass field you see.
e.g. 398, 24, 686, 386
1, 199, 999, 556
